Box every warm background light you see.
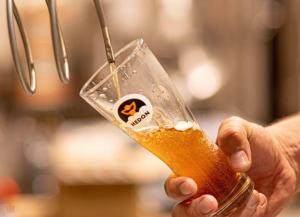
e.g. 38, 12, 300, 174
187, 63, 223, 100
0, 0, 299, 217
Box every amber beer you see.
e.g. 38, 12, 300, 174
81, 39, 254, 216
131, 124, 240, 203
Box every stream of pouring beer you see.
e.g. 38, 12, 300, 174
109, 62, 121, 99
94, 0, 121, 99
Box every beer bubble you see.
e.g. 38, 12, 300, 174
121, 72, 129, 81
152, 85, 170, 99
90, 93, 98, 100
99, 94, 107, 99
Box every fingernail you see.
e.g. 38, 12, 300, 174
230, 151, 250, 169
179, 179, 194, 195
258, 193, 267, 206
197, 197, 215, 215
248, 191, 259, 208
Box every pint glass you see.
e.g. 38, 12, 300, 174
80, 39, 253, 216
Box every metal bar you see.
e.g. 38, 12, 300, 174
46, 0, 70, 84
93, 0, 115, 63
7, 0, 36, 95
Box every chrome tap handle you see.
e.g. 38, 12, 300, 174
46, 0, 70, 84
7, 0, 36, 95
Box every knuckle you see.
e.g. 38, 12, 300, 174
219, 127, 243, 143
229, 116, 242, 122
222, 116, 242, 126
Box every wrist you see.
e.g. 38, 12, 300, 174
266, 124, 300, 192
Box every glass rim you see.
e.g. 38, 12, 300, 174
80, 38, 144, 97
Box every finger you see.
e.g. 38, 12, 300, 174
188, 195, 218, 216
172, 195, 218, 217
165, 176, 198, 201
253, 193, 268, 217
217, 116, 252, 172
172, 204, 189, 217
237, 190, 260, 217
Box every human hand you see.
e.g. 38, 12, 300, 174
165, 117, 297, 217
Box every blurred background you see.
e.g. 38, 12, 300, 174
0, 0, 299, 216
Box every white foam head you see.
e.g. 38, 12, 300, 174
174, 121, 194, 131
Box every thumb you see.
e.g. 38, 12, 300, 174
217, 116, 253, 172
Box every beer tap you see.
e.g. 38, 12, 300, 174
6, 0, 113, 96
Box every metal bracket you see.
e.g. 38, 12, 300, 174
6, 0, 70, 95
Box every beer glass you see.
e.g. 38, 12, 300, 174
80, 39, 253, 216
